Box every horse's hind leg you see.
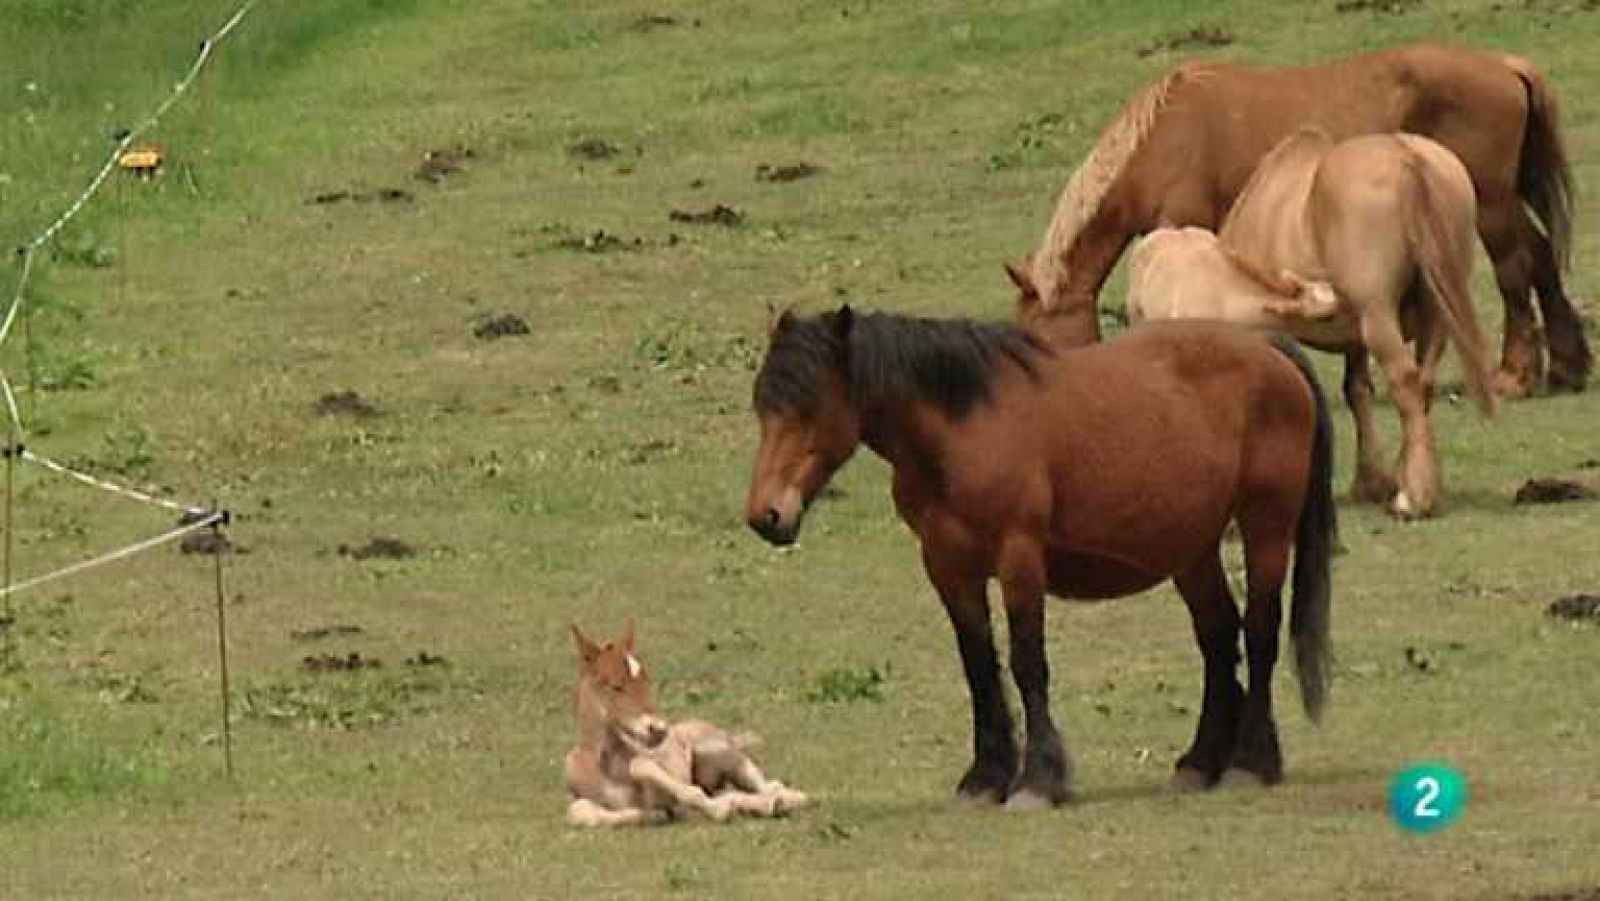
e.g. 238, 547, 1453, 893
925, 551, 1017, 804
1223, 511, 1295, 787
1361, 310, 1441, 518
1480, 195, 1546, 398
1342, 348, 1396, 503
1171, 548, 1243, 791
1527, 215, 1593, 393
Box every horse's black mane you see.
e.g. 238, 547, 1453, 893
754, 308, 1049, 419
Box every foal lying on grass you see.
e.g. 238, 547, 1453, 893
564, 621, 808, 827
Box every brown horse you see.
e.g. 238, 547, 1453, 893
1041, 131, 1497, 518
745, 308, 1336, 807
1016, 41, 1589, 397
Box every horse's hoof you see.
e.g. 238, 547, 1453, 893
1003, 788, 1059, 812
1350, 474, 1399, 505
1218, 768, 1274, 790
774, 789, 809, 814
1546, 366, 1589, 395
1387, 491, 1431, 521
954, 786, 1006, 807
1169, 766, 1215, 793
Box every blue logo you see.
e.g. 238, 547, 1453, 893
1389, 762, 1467, 833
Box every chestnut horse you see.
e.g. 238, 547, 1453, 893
1016, 41, 1589, 396
1028, 132, 1496, 518
745, 308, 1335, 807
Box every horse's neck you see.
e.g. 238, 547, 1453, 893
573, 679, 614, 746
859, 397, 950, 496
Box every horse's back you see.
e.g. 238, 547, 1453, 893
1021, 323, 1318, 593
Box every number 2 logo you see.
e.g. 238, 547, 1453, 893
1390, 764, 1465, 833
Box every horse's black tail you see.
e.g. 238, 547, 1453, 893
1269, 333, 1335, 724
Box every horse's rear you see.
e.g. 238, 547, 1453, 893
1024, 322, 1337, 788
1221, 130, 1495, 518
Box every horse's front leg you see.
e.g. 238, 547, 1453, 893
999, 538, 1073, 810
923, 546, 1017, 805
627, 758, 735, 822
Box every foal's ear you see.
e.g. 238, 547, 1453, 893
618, 616, 636, 656
572, 623, 601, 666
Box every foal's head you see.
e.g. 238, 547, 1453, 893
572, 619, 667, 749
746, 305, 862, 546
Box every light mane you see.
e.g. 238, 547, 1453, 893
1031, 64, 1207, 297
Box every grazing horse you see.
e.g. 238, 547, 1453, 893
745, 308, 1336, 807
1013, 41, 1589, 397
1020, 131, 1497, 518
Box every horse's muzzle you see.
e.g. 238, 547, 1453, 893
748, 507, 798, 546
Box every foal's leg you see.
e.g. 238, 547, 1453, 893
1362, 312, 1440, 518
568, 798, 668, 828
1223, 513, 1294, 787
1342, 347, 1396, 504
627, 758, 736, 821
925, 550, 1017, 804
1171, 549, 1243, 791
999, 539, 1072, 810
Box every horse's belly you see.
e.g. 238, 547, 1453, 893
1045, 550, 1168, 600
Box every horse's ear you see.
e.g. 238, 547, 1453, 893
618, 616, 636, 655
572, 623, 601, 666
833, 303, 855, 340
766, 302, 791, 338
1004, 261, 1037, 299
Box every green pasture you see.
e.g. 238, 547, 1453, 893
1, 1, 1597, 897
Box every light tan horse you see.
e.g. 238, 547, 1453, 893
1057, 131, 1495, 519
1013, 42, 1588, 397
564, 621, 807, 827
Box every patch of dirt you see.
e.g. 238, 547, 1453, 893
756, 162, 823, 183
631, 13, 687, 30
307, 187, 414, 205
315, 390, 380, 418
337, 537, 416, 561
473, 313, 531, 340
669, 204, 744, 226
1580, 458, 1599, 470
404, 651, 448, 668
1403, 646, 1435, 673
1546, 594, 1600, 622
291, 624, 365, 642
415, 145, 475, 183
1334, 0, 1422, 12
179, 530, 241, 555
1525, 889, 1600, 901
1513, 478, 1597, 504
302, 652, 382, 673
567, 137, 621, 160
1135, 26, 1236, 57
550, 229, 644, 253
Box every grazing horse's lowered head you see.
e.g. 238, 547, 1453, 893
571, 619, 668, 751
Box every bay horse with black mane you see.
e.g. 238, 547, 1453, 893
744, 308, 1336, 807
1015, 41, 1590, 397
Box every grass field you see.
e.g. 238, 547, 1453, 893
2, 1, 1599, 898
